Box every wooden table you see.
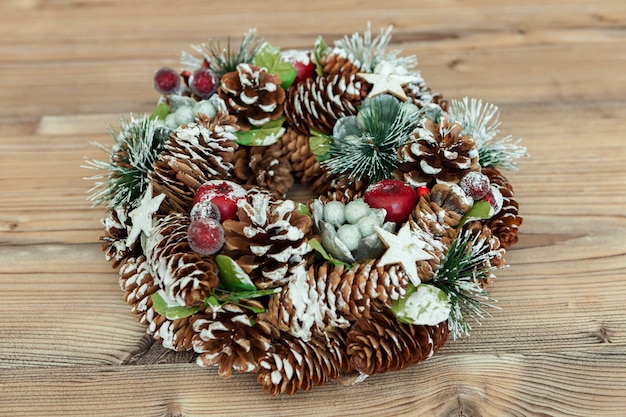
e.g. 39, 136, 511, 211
1, 1, 625, 415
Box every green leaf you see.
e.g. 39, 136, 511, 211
311, 36, 328, 77
308, 238, 351, 268
309, 129, 332, 162
295, 202, 311, 216
235, 117, 286, 146
151, 291, 200, 320
458, 200, 492, 228
215, 254, 256, 292
150, 103, 170, 121
253, 43, 297, 89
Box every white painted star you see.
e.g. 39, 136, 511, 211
127, 183, 166, 246
357, 61, 422, 101
375, 222, 433, 286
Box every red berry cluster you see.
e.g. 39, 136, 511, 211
187, 181, 246, 256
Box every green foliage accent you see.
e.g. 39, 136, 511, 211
253, 43, 297, 89
295, 202, 311, 216
151, 291, 201, 320
457, 200, 492, 228
205, 288, 280, 314
430, 230, 500, 340
308, 238, 351, 268
311, 36, 328, 76
206, 28, 264, 78
309, 129, 332, 161
234, 117, 286, 146
150, 103, 170, 121
85, 115, 169, 209
323, 95, 420, 185
215, 254, 256, 292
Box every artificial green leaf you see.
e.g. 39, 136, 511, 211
235, 117, 286, 146
309, 129, 332, 162
457, 200, 492, 228
311, 36, 328, 77
295, 202, 311, 216
151, 291, 200, 320
215, 254, 256, 292
150, 103, 170, 121
253, 43, 297, 89
308, 238, 351, 268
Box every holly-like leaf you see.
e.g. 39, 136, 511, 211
235, 117, 286, 146
215, 254, 256, 292
253, 42, 297, 89
295, 202, 311, 216
309, 129, 332, 162
458, 200, 492, 228
150, 103, 170, 121
151, 290, 200, 320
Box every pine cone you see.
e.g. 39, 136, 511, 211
257, 331, 349, 396
265, 259, 411, 342
404, 80, 449, 111
100, 205, 140, 268
482, 167, 523, 249
218, 64, 286, 130
145, 214, 220, 307
347, 309, 449, 375
462, 222, 506, 288
284, 73, 368, 136
192, 303, 280, 378
397, 117, 480, 185
222, 188, 313, 288
320, 53, 361, 77
119, 256, 195, 351
278, 128, 317, 180
150, 113, 239, 214
231, 144, 294, 197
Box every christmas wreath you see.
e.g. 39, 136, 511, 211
86, 25, 526, 395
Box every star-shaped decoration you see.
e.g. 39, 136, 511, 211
357, 61, 422, 101
127, 184, 166, 246
375, 222, 433, 286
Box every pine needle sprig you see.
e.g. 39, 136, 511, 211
185, 28, 264, 78
331, 23, 417, 72
431, 230, 503, 340
84, 114, 169, 209
447, 97, 528, 171
323, 96, 420, 184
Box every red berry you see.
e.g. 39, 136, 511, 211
190, 200, 221, 223
280, 50, 316, 84
187, 217, 225, 256
193, 180, 246, 221
153, 67, 181, 95
459, 171, 490, 200
416, 185, 430, 199
363, 179, 419, 223
189, 68, 218, 99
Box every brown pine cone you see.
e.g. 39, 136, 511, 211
397, 117, 480, 185
248, 144, 294, 197
347, 309, 449, 375
218, 64, 286, 130
144, 214, 220, 307
222, 188, 313, 289
320, 53, 361, 77
257, 331, 349, 396
192, 303, 280, 378
278, 128, 316, 180
119, 255, 195, 351
284, 72, 368, 136
482, 167, 523, 249
150, 112, 239, 214
100, 205, 140, 268
462, 222, 506, 288
404, 80, 449, 112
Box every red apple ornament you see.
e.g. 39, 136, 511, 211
193, 180, 246, 221
280, 49, 316, 84
363, 179, 419, 223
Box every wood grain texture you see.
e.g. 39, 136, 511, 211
1, 0, 625, 415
